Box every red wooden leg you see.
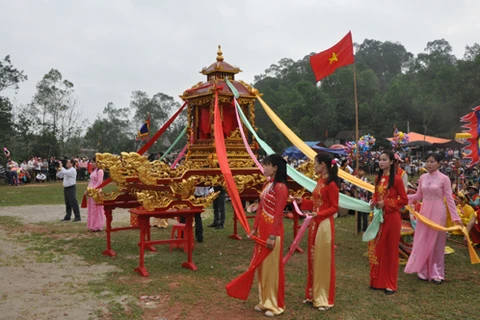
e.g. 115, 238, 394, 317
146, 222, 156, 252
102, 208, 116, 257
229, 210, 242, 240
135, 216, 149, 277
182, 215, 197, 271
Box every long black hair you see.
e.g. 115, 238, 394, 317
376, 150, 395, 189
263, 154, 287, 185
91, 157, 99, 172
426, 153, 442, 163
315, 152, 339, 187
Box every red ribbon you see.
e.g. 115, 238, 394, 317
213, 90, 252, 235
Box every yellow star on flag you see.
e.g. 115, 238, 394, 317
328, 52, 338, 64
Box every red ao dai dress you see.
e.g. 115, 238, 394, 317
300, 177, 339, 308
368, 174, 408, 291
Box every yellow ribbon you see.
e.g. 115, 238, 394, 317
256, 93, 480, 264
256, 94, 374, 192
406, 205, 479, 264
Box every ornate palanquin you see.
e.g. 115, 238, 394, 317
89, 47, 309, 276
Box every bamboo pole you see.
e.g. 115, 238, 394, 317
353, 63, 360, 235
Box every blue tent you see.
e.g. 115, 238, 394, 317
282, 142, 346, 159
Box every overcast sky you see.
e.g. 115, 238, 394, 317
1, 0, 479, 124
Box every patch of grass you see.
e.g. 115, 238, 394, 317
0, 216, 23, 228
106, 300, 143, 320
0, 181, 118, 206
17, 232, 68, 263
2, 184, 480, 319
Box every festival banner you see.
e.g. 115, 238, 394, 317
461, 106, 480, 167
136, 115, 151, 140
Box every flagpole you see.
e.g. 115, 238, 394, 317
353, 62, 360, 235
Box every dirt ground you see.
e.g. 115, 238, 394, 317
0, 206, 132, 320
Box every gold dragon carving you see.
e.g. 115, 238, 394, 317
295, 160, 318, 180
95, 153, 131, 190
86, 187, 122, 205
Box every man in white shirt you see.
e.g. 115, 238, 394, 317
36, 172, 47, 183
57, 159, 81, 222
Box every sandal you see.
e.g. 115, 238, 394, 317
318, 306, 332, 311
384, 289, 396, 295
432, 279, 443, 285
254, 305, 263, 312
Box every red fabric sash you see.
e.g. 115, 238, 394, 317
226, 244, 271, 300
213, 90, 251, 237
214, 90, 270, 299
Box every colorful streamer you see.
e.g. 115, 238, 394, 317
234, 98, 370, 213
170, 144, 188, 169
212, 89, 264, 245
255, 93, 374, 193
255, 95, 479, 264
362, 207, 384, 242
406, 206, 479, 264
160, 126, 187, 161
226, 78, 312, 263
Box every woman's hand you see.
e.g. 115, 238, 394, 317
266, 236, 276, 250
375, 200, 384, 209
454, 220, 464, 228
306, 211, 317, 218
248, 228, 257, 239
369, 201, 375, 210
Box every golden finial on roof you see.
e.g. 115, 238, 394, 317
216, 45, 224, 62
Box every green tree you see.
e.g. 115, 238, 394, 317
130, 91, 180, 135
13, 104, 39, 160
84, 103, 134, 154
33, 69, 84, 155
0, 55, 27, 92
355, 39, 413, 92
0, 55, 27, 159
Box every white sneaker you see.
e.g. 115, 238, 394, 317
254, 305, 263, 312
265, 311, 275, 317
318, 306, 333, 311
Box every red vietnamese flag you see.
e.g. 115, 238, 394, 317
310, 31, 354, 82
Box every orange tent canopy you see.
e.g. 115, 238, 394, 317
387, 131, 451, 144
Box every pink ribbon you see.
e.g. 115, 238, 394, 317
234, 101, 264, 173
170, 144, 188, 169
283, 202, 312, 264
